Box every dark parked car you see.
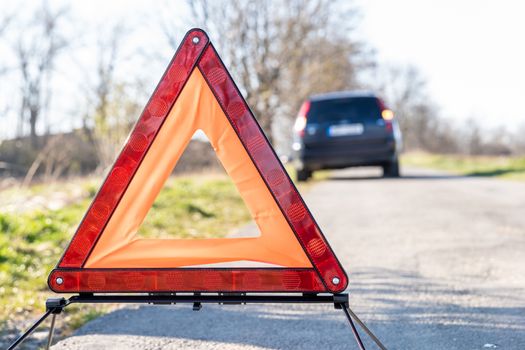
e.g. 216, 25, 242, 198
292, 91, 402, 181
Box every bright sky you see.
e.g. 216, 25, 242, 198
1, 0, 524, 139
356, 0, 525, 129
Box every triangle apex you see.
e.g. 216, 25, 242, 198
185, 28, 210, 44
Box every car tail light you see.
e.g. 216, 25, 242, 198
381, 109, 394, 121
294, 101, 311, 136
377, 99, 394, 133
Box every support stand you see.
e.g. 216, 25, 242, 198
7, 298, 67, 350
7, 293, 387, 350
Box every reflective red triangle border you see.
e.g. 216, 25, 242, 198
48, 28, 348, 294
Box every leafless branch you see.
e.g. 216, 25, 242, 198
178, 0, 368, 147
13, 1, 70, 146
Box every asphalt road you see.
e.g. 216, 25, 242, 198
51, 167, 525, 349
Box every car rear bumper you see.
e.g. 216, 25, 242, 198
294, 140, 397, 170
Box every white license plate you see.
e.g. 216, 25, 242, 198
328, 123, 364, 137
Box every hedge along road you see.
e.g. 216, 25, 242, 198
51, 167, 525, 349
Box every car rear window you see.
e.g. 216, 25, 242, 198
307, 97, 381, 123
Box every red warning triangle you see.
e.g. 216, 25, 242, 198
48, 29, 347, 294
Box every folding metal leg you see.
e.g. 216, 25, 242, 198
7, 298, 67, 350
6, 310, 54, 350
342, 307, 366, 350
339, 303, 388, 350
45, 313, 57, 350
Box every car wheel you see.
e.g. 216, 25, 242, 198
382, 160, 400, 178
296, 168, 312, 182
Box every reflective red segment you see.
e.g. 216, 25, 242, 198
48, 269, 325, 293
58, 29, 210, 268
198, 45, 348, 293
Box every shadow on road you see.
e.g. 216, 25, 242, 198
327, 173, 465, 181
466, 168, 525, 178
57, 302, 364, 349
326, 166, 525, 181
347, 268, 525, 349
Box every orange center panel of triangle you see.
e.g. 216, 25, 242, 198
48, 29, 348, 294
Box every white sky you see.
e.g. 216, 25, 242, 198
355, 0, 525, 129
1, 0, 524, 139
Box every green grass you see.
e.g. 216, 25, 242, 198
138, 177, 251, 239
0, 174, 251, 329
0, 199, 89, 325
401, 152, 525, 181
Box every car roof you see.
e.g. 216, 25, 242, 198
309, 90, 378, 102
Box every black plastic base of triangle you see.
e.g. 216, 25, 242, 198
68, 292, 349, 307
7, 293, 388, 350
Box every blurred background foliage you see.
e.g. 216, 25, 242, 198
1, 0, 523, 186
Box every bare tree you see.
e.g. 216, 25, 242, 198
0, 11, 15, 139
0, 12, 14, 69
80, 23, 123, 147
373, 64, 427, 142
460, 118, 483, 155
511, 123, 525, 155
162, 0, 368, 146
276, 1, 368, 114
372, 64, 461, 152
22, 134, 75, 186
81, 24, 143, 171
0, 13, 11, 36
13, 2, 69, 147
